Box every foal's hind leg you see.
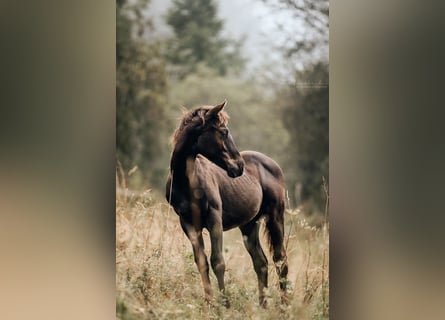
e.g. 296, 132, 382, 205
240, 220, 269, 307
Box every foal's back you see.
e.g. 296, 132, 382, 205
241, 150, 286, 208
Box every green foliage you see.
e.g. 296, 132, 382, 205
165, 0, 245, 77
116, 0, 171, 190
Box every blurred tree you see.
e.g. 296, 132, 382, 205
117, 0, 170, 190
260, 0, 329, 219
279, 62, 328, 215
262, 0, 329, 65
165, 0, 245, 77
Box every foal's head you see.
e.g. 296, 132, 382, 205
173, 100, 244, 178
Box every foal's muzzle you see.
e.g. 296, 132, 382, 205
227, 160, 244, 178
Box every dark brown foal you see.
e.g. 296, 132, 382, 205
166, 101, 289, 307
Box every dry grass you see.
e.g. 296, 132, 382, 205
116, 187, 329, 320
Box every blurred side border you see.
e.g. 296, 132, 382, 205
331, 0, 445, 319
0, 1, 115, 319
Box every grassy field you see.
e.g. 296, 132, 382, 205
116, 188, 329, 320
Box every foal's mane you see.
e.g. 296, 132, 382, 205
171, 105, 230, 147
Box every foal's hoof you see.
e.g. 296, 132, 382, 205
220, 296, 230, 308
281, 294, 290, 305
284, 279, 294, 293
259, 299, 267, 309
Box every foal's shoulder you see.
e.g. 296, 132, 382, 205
194, 154, 217, 174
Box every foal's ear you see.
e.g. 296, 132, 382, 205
206, 99, 227, 119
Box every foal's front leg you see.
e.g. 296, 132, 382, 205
180, 218, 213, 303
207, 210, 230, 307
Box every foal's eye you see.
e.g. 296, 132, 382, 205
220, 129, 229, 137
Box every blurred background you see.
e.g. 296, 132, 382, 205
116, 0, 329, 219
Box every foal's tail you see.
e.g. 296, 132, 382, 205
264, 197, 289, 289
264, 198, 287, 261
